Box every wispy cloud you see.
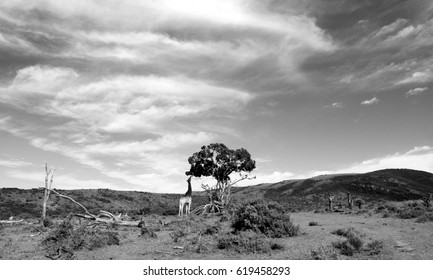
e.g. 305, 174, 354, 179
397, 70, 433, 85
7, 170, 114, 190
325, 102, 343, 109
361, 97, 379, 105
406, 87, 428, 97
334, 146, 433, 174
0, 158, 32, 168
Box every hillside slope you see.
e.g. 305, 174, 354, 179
231, 169, 433, 210
1, 169, 432, 219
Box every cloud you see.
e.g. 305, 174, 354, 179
0, 158, 32, 168
1, 65, 253, 134
84, 132, 214, 156
397, 70, 433, 85
7, 170, 114, 190
1, 64, 247, 192
10, 65, 79, 94
325, 102, 343, 109
334, 146, 433, 174
372, 18, 409, 39
239, 171, 296, 186
361, 97, 379, 105
406, 87, 428, 97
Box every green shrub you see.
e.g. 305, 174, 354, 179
231, 200, 299, 238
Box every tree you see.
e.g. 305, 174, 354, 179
186, 143, 256, 211
42, 163, 55, 222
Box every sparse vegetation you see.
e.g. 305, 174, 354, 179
331, 227, 364, 256
311, 246, 339, 260
42, 219, 119, 259
169, 229, 188, 243
217, 231, 284, 254
1, 168, 433, 260
416, 212, 433, 223
365, 240, 384, 255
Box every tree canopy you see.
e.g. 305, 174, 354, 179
186, 143, 256, 182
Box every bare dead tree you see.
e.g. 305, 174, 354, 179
327, 194, 335, 212
347, 192, 353, 209
42, 163, 55, 222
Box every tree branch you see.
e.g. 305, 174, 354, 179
50, 189, 96, 219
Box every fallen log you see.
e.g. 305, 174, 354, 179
0, 219, 24, 224
71, 214, 141, 227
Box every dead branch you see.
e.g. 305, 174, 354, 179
30, 230, 42, 237
49, 189, 140, 227
50, 189, 97, 219
0, 219, 24, 224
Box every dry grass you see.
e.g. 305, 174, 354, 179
1, 210, 433, 260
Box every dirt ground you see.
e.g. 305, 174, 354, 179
1, 211, 432, 260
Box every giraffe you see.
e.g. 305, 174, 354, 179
179, 175, 192, 216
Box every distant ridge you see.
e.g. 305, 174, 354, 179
231, 169, 433, 203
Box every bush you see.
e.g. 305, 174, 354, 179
42, 218, 54, 228
331, 227, 364, 256
201, 225, 220, 235
141, 227, 157, 238
331, 227, 359, 239
311, 246, 339, 260
365, 240, 383, 255
170, 229, 187, 243
416, 212, 433, 223
397, 208, 425, 219
42, 219, 119, 259
217, 231, 284, 254
231, 200, 299, 238
308, 221, 319, 226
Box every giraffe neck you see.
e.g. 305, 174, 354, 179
185, 177, 192, 197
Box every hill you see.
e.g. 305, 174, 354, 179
1, 168, 432, 219
0, 188, 208, 220
231, 169, 433, 211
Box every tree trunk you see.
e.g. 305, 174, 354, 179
42, 164, 55, 221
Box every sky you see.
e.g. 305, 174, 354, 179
0, 0, 432, 193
